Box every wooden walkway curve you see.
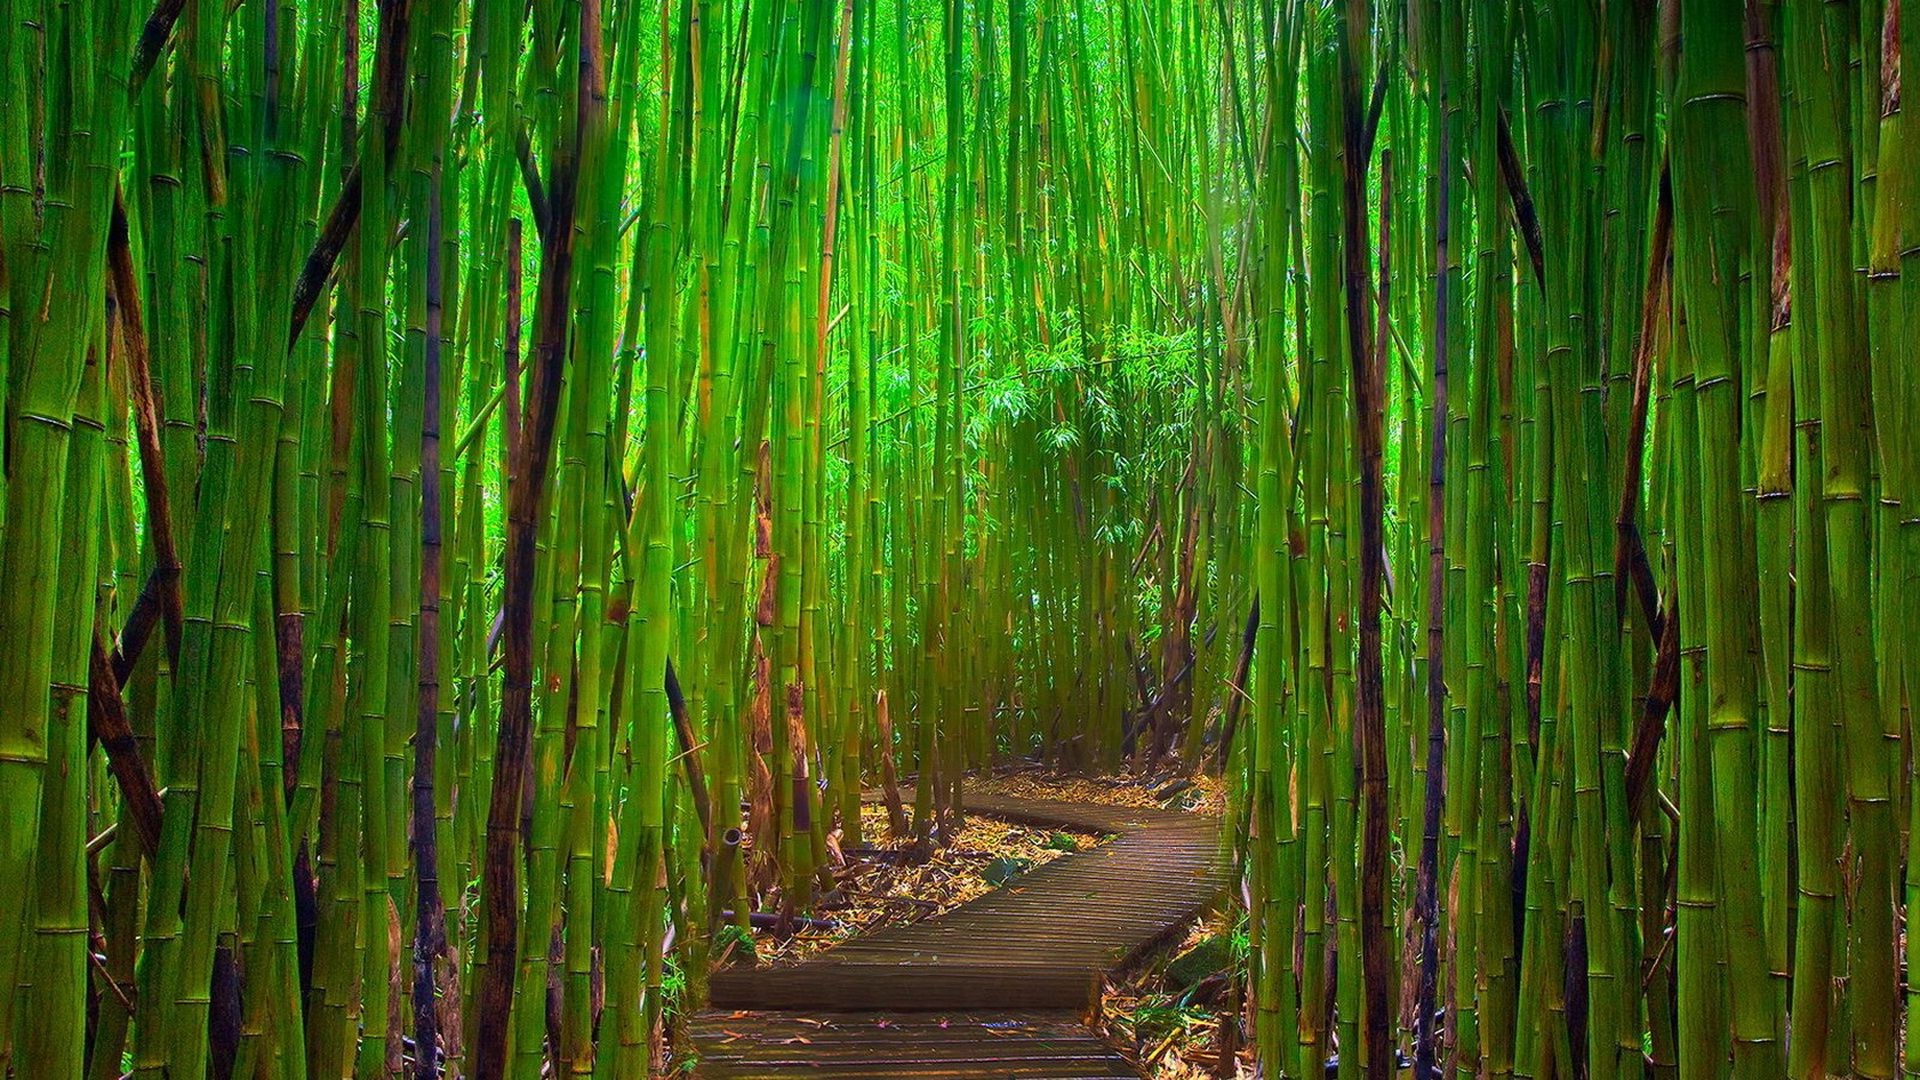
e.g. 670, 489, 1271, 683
690, 791, 1228, 1078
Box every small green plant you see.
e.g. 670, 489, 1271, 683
983, 855, 1032, 887
662, 955, 688, 1002
1130, 997, 1209, 1046
712, 923, 757, 965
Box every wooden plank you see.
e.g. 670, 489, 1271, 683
709, 961, 1102, 1010
692, 1011, 1143, 1079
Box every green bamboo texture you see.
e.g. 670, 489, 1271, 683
5, 1, 1920, 1078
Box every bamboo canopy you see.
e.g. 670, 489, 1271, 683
1, 0, 1918, 1077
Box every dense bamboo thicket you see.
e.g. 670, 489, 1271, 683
1233, 2, 1920, 1079
3, 0, 1920, 1076
0, 0, 1239, 1075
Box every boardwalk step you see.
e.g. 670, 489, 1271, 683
691, 1011, 1143, 1079
709, 961, 1102, 1010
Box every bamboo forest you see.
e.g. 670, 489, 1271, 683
12, 0, 1920, 1076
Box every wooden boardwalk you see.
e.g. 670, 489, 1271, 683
690, 791, 1227, 1078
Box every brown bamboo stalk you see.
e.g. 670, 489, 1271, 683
1612, 160, 1674, 639
86, 638, 164, 856
411, 176, 448, 1080
472, 5, 599, 1074
1337, 7, 1391, 1073
106, 192, 183, 679
287, 0, 419, 350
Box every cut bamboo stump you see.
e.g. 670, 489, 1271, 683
690, 791, 1227, 1078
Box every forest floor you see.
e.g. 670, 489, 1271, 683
971, 768, 1229, 816
1099, 907, 1250, 1079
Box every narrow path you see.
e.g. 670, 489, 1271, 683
689, 792, 1228, 1078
